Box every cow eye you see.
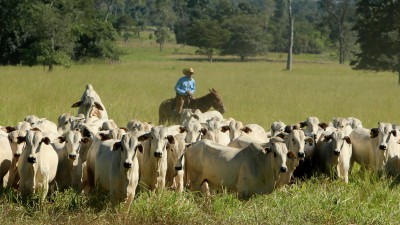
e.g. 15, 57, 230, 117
274, 152, 277, 158
292, 138, 295, 142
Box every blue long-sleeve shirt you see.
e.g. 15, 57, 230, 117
175, 76, 195, 96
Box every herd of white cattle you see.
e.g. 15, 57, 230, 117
1, 84, 399, 209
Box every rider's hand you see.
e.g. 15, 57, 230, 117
186, 91, 192, 97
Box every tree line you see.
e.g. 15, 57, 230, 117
0, 0, 399, 79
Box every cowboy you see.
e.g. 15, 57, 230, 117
174, 67, 195, 117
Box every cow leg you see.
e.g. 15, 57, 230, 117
200, 180, 210, 197
125, 192, 135, 210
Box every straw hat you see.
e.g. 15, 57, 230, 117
183, 68, 195, 75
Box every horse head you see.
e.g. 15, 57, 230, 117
209, 88, 225, 114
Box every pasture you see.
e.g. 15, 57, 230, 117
1, 40, 400, 224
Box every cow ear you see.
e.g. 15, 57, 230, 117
185, 143, 192, 148
135, 144, 143, 153
391, 130, 397, 137
241, 127, 252, 134
284, 125, 293, 134
58, 136, 66, 143
167, 135, 175, 144
113, 142, 122, 151
71, 100, 82, 108
17, 136, 25, 144
344, 136, 351, 144
323, 134, 332, 142
200, 128, 207, 136
221, 126, 230, 133
81, 137, 90, 144
192, 114, 200, 120
179, 127, 187, 133
94, 102, 104, 111
287, 151, 296, 160
41, 137, 51, 145
5, 126, 16, 133
370, 128, 378, 138
99, 133, 111, 141
305, 137, 314, 145
299, 121, 307, 128
264, 146, 272, 154
138, 132, 151, 141
276, 132, 286, 140
318, 122, 329, 130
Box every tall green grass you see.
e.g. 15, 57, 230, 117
1, 37, 400, 224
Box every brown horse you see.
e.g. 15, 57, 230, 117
158, 88, 225, 125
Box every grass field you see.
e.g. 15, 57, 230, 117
1, 34, 400, 224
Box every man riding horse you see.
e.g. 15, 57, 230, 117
174, 67, 196, 120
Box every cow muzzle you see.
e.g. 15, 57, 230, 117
334, 150, 341, 156
280, 166, 287, 173
298, 152, 305, 158
379, 145, 387, 150
28, 156, 36, 164
14, 153, 21, 158
123, 162, 132, 168
68, 154, 77, 160
154, 152, 162, 158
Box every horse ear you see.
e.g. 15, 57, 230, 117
212, 88, 216, 92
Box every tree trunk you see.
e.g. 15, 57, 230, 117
240, 55, 245, 62
48, 64, 53, 72
286, 0, 294, 71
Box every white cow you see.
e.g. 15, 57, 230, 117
222, 120, 268, 143
316, 129, 352, 183
0, 133, 12, 188
180, 120, 206, 143
373, 122, 400, 175
18, 129, 58, 201
276, 126, 312, 187
202, 119, 231, 146
347, 117, 363, 129
137, 126, 175, 190
57, 113, 85, 135
332, 117, 353, 136
127, 119, 153, 132
71, 84, 108, 120
7, 129, 28, 188
24, 115, 58, 141
183, 137, 290, 199
267, 121, 287, 138
53, 130, 90, 192
165, 132, 187, 192
349, 127, 378, 172
94, 133, 142, 209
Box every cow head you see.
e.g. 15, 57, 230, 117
265, 137, 288, 173
8, 130, 27, 158
59, 129, 83, 161
286, 128, 306, 159
324, 130, 351, 156
113, 133, 142, 169
375, 122, 397, 151
25, 129, 51, 164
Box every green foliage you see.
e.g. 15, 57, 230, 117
351, 0, 400, 74
186, 19, 230, 61
154, 26, 172, 51
73, 19, 120, 62
221, 15, 268, 61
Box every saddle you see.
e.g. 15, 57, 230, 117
171, 96, 192, 111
